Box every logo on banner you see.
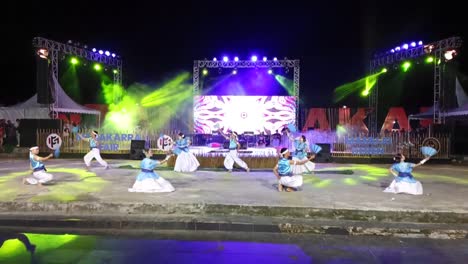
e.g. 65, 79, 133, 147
46, 133, 62, 150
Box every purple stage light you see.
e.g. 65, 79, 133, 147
105, 51, 110, 56
402, 44, 409, 49
111, 53, 116, 58
418, 40, 423, 45
273, 57, 278, 61
213, 57, 217, 61
98, 50, 104, 54
268, 69, 273, 74
92, 48, 97, 52
395, 47, 401, 51
263, 56, 267, 61
390, 49, 395, 53
251, 55, 258, 62
223, 56, 228, 62
234, 56, 239, 61
410, 42, 416, 47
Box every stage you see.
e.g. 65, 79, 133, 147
0, 159, 467, 238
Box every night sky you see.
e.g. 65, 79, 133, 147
2, 1, 468, 109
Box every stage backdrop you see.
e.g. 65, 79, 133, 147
194, 96, 296, 134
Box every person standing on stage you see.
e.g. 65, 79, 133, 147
173, 132, 200, 172
128, 149, 175, 193
78, 130, 109, 170
383, 153, 428, 195
286, 132, 315, 174
24, 146, 54, 186
220, 130, 250, 173
273, 147, 314, 192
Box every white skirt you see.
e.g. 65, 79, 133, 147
292, 157, 315, 174
174, 151, 200, 172
128, 177, 175, 193
383, 180, 423, 195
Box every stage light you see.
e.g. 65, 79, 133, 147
67, 40, 73, 44
111, 53, 116, 58
444, 50, 457, 61
381, 68, 387, 73
402, 44, 409, 49
92, 48, 97, 52
234, 56, 239, 61
410, 42, 416, 47
401, 61, 411, 72
251, 55, 257, 62
232, 69, 237, 75
94, 63, 102, 71
395, 47, 401, 51
113, 69, 118, 74
202, 68, 208, 75
418, 41, 423, 45
213, 57, 217, 61
36, 48, 48, 59
268, 69, 273, 74
273, 57, 278, 61
424, 44, 434, 54
263, 56, 267, 61
425, 56, 434, 63
84, 45, 88, 49
70, 57, 79, 65
105, 51, 110, 56
98, 50, 104, 55
390, 49, 395, 53
223, 56, 228, 62
361, 90, 369, 96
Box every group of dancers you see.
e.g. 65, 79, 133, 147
24, 128, 430, 195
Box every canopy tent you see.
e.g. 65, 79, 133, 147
0, 74, 101, 123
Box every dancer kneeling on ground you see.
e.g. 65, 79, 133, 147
129, 149, 175, 193
220, 130, 250, 173
173, 132, 200, 172
273, 147, 315, 192
24, 146, 54, 186
383, 153, 429, 195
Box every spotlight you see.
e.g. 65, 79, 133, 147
390, 49, 395, 53
70, 57, 79, 65
111, 53, 116, 58
263, 56, 267, 61
401, 61, 411, 72
36, 48, 48, 59
410, 42, 416, 47
67, 40, 73, 44
113, 69, 118, 74
273, 57, 278, 61
213, 57, 217, 61
234, 56, 239, 62
402, 44, 409, 49
98, 50, 104, 55
444, 50, 457, 61
395, 47, 401, 51
424, 44, 434, 54
251, 55, 257, 62
92, 48, 97, 52
105, 51, 110, 56
84, 45, 88, 49
381, 68, 387, 73
268, 69, 273, 74
418, 41, 423, 45
425, 56, 434, 63
232, 69, 237, 75
361, 90, 369, 96
202, 69, 208, 75
223, 56, 228, 62
94, 64, 102, 71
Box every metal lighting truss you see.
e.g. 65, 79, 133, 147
193, 59, 300, 125
368, 36, 462, 132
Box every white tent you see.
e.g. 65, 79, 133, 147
0, 74, 101, 122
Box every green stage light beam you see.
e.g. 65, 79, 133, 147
334, 71, 384, 102
274, 75, 294, 95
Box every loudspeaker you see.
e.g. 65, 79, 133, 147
36, 56, 53, 104
19, 119, 62, 147
130, 140, 146, 160
314, 143, 332, 162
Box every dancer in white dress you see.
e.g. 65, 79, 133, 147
220, 130, 250, 173
129, 149, 175, 193
23, 146, 54, 186
383, 153, 429, 195
286, 132, 315, 174
173, 132, 200, 172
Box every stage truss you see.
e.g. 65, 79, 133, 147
368, 36, 462, 133
32, 37, 123, 117
193, 59, 300, 125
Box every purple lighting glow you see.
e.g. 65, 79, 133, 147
418, 40, 423, 45
111, 53, 116, 58
98, 50, 104, 54
263, 56, 267, 61
390, 49, 395, 53
273, 57, 278, 61
410, 42, 416, 47
213, 57, 217, 61
395, 47, 401, 51
105, 51, 110, 56
251, 56, 258, 62
234, 57, 239, 61
402, 44, 409, 49
92, 48, 97, 52
223, 56, 229, 62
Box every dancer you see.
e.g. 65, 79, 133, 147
273, 147, 314, 192
24, 146, 54, 185
173, 132, 200, 172
220, 130, 250, 173
129, 149, 175, 193
287, 132, 315, 174
78, 130, 109, 170
383, 153, 429, 195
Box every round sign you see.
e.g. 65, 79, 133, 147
157, 135, 173, 151
46, 133, 62, 150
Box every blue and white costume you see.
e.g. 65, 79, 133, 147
224, 138, 249, 171
384, 162, 423, 195
277, 157, 303, 188
83, 133, 108, 169
291, 139, 315, 174
173, 137, 199, 172
26, 152, 53, 185
129, 157, 175, 193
